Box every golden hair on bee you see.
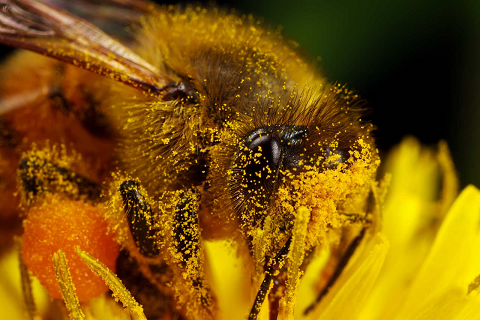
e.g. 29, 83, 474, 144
0, 1, 380, 320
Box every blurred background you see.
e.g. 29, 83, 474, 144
193, 0, 480, 188
1, 0, 478, 188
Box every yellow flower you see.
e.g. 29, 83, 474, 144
2, 137, 480, 319
358, 138, 480, 320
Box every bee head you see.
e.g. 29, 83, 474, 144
210, 86, 378, 254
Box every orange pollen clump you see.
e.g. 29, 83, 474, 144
21, 197, 119, 302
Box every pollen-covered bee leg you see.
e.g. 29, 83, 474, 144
303, 227, 367, 315
119, 180, 161, 257
171, 189, 215, 318
19, 154, 101, 205
248, 236, 292, 320
174, 190, 200, 266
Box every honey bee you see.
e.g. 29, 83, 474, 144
0, 0, 380, 319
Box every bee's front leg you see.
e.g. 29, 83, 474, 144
171, 189, 215, 316
119, 181, 215, 320
120, 180, 161, 257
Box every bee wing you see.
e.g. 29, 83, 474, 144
0, 0, 166, 92
40, 0, 159, 38
43, 0, 158, 15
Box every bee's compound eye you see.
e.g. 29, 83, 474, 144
247, 133, 282, 168
235, 125, 308, 211
243, 125, 308, 171
239, 129, 283, 199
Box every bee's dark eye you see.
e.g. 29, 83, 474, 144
160, 82, 197, 102
230, 125, 309, 224
244, 125, 309, 173
246, 131, 282, 168
240, 125, 309, 190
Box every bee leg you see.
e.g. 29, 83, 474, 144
119, 182, 214, 317
18, 154, 101, 205
303, 227, 367, 315
119, 180, 161, 257
172, 189, 215, 317
248, 236, 292, 320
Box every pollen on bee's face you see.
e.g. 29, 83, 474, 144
272, 138, 378, 248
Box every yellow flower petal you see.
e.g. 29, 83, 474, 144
0, 249, 25, 320
359, 137, 459, 319
397, 185, 480, 318
0, 248, 48, 320
204, 240, 252, 320
310, 232, 389, 320
409, 288, 480, 320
